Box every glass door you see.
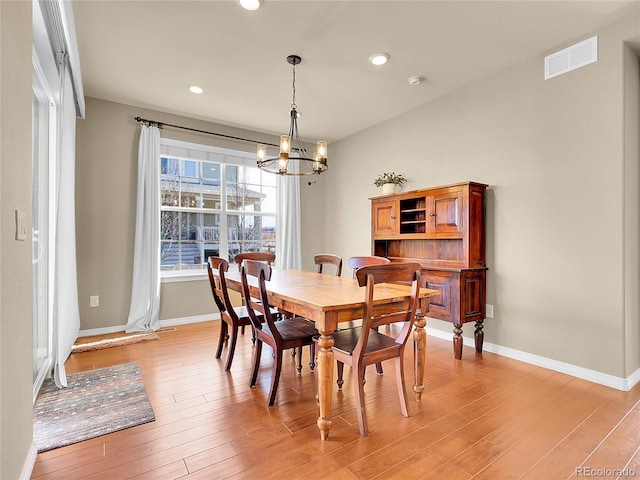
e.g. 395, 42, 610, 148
32, 58, 55, 401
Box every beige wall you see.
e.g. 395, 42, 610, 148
320, 17, 639, 378
624, 42, 640, 377
74, 18, 639, 380
1, 2, 34, 478
75, 99, 319, 328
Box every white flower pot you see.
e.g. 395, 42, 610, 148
382, 183, 396, 195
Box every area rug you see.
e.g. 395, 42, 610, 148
33, 362, 155, 452
71, 331, 160, 353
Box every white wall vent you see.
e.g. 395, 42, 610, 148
544, 35, 598, 80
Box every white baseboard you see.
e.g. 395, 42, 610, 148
159, 313, 219, 327
20, 441, 37, 480
78, 316, 638, 392
426, 327, 640, 392
78, 314, 220, 337
78, 324, 128, 337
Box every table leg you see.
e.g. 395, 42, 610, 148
413, 309, 427, 401
316, 331, 334, 440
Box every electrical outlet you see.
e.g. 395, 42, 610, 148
90, 295, 100, 307
486, 304, 494, 318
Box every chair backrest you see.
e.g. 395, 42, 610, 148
347, 255, 391, 278
354, 262, 422, 359
207, 257, 239, 322
314, 254, 343, 276
240, 259, 281, 339
234, 252, 276, 267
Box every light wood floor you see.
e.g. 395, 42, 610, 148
32, 320, 640, 479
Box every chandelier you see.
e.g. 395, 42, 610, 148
257, 55, 328, 176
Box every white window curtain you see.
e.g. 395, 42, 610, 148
52, 58, 81, 388
126, 125, 162, 332
276, 172, 302, 270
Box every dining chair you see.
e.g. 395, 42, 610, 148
207, 257, 262, 371
347, 255, 391, 374
347, 255, 391, 278
233, 252, 277, 335
241, 259, 318, 406
233, 252, 276, 267
314, 254, 343, 276
331, 262, 422, 436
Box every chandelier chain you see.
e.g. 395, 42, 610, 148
256, 54, 327, 176
291, 62, 297, 109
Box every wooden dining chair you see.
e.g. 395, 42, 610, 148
347, 255, 391, 278
347, 255, 391, 374
314, 254, 343, 277
233, 252, 277, 335
331, 262, 422, 436
207, 257, 262, 371
233, 252, 276, 267
241, 260, 318, 406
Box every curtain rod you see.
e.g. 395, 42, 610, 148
133, 116, 279, 148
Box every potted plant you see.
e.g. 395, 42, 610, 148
373, 172, 407, 194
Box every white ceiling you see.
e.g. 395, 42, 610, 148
72, 0, 639, 143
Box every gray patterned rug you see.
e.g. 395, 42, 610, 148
33, 362, 155, 452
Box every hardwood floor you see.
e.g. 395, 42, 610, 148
32, 321, 640, 479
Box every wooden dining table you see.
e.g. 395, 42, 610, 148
224, 267, 438, 440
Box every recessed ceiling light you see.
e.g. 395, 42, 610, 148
238, 0, 260, 10
369, 52, 390, 66
189, 85, 204, 94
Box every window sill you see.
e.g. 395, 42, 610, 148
161, 272, 208, 283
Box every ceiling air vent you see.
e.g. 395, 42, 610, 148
544, 35, 598, 80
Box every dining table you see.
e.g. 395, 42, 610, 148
224, 267, 439, 440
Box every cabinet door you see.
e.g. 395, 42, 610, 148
372, 200, 398, 237
429, 188, 463, 234
421, 270, 453, 321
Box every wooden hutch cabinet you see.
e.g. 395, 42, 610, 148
371, 181, 488, 359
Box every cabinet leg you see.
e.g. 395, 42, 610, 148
453, 324, 463, 360
474, 320, 484, 353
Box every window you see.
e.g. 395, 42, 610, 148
160, 139, 277, 277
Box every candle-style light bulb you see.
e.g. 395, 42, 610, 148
280, 135, 290, 156
278, 158, 288, 174
317, 141, 327, 159
257, 144, 267, 163
313, 152, 321, 172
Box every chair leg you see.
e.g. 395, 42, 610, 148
241, 324, 246, 336
215, 321, 228, 360
395, 357, 410, 418
296, 347, 303, 373
354, 365, 369, 436
337, 361, 344, 388
309, 343, 316, 371
374, 327, 383, 375
268, 350, 284, 406
224, 324, 239, 371
250, 340, 262, 388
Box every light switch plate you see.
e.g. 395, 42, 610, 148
486, 304, 494, 318
15, 210, 26, 241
